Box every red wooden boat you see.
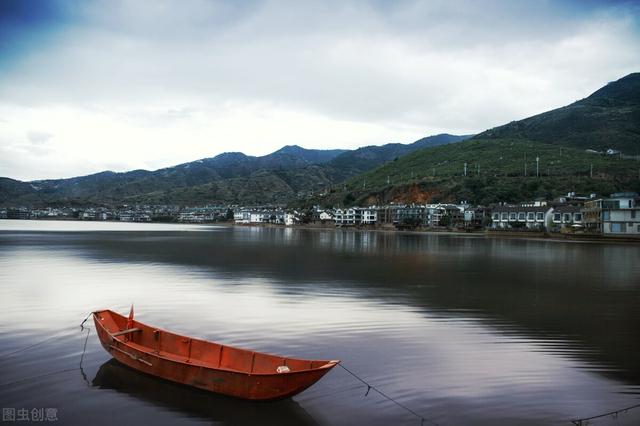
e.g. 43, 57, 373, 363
93, 309, 339, 400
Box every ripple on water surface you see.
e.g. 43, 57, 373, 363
1, 221, 639, 425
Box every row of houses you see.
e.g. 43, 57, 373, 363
490, 192, 639, 236
332, 204, 467, 227
323, 192, 640, 237
0, 205, 219, 222
3, 192, 639, 237
490, 205, 581, 230
178, 206, 230, 223
318, 192, 640, 235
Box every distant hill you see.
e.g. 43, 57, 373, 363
268, 145, 348, 165
319, 138, 640, 207
0, 134, 467, 207
314, 73, 640, 207
325, 133, 470, 181
476, 73, 640, 153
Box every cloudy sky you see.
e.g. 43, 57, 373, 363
0, 0, 639, 181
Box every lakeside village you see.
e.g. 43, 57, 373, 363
1, 191, 639, 238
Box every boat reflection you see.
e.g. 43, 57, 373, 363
92, 359, 319, 426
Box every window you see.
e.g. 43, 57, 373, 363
527, 212, 535, 221
493, 213, 499, 220
632, 210, 636, 219
611, 223, 622, 233
574, 213, 582, 222
563, 213, 571, 222
509, 213, 516, 221
603, 210, 610, 220
536, 212, 544, 221
553, 213, 561, 222
501, 213, 508, 221
518, 212, 526, 220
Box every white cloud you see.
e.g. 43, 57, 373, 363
0, 0, 638, 180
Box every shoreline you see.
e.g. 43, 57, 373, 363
227, 221, 640, 244
2, 217, 639, 244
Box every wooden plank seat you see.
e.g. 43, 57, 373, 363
112, 328, 142, 337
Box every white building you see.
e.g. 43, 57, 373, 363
361, 208, 377, 225
424, 204, 446, 226
249, 211, 266, 223
334, 208, 355, 226
319, 211, 334, 221
334, 207, 377, 226
284, 213, 296, 226
550, 205, 583, 231
491, 205, 551, 230
235, 209, 286, 225
583, 192, 640, 235
234, 210, 251, 224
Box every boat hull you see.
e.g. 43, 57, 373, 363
93, 310, 337, 400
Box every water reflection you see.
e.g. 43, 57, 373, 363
1, 221, 640, 425
92, 359, 318, 426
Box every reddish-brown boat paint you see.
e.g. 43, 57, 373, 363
93, 309, 339, 400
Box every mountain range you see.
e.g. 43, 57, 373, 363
1, 73, 639, 208
0, 134, 468, 206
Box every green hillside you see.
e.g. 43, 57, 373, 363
323, 133, 470, 182
112, 167, 335, 206
477, 73, 640, 153
314, 138, 640, 206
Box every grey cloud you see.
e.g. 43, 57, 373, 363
27, 131, 53, 144
0, 0, 639, 180
2, 1, 637, 132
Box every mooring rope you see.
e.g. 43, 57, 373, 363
0, 368, 81, 388
0, 312, 93, 361
0, 328, 76, 360
338, 363, 440, 426
569, 402, 640, 425
0, 314, 92, 387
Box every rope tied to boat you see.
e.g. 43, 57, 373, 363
0, 310, 91, 360
337, 363, 440, 426
80, 311, 92, 330
0, 313, 92, 387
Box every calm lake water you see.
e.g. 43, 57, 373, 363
1, 220, 639, 425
